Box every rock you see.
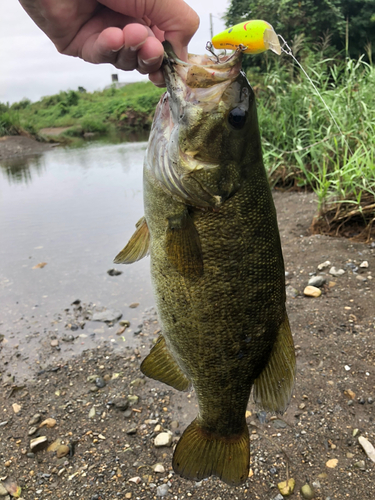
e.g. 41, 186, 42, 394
12, 403, 21, 414
129, 302, 139, 308
171, 420, 179, 431
2, 478, 22, 498
358, 436, 375, 463
326, 458, 338, 468
272, 495, 284, 500
107, 268, 123, 276
92, 310, 122, 322
344, 389, 356, 400
286, 285, 299, 298
273, 419, 288, 429
47, 439, 61, 452
126, 427, 137, 435
329, 267, 345, 277
277, 478, 295, 496
114, 399, 129, 411
56, 444, 70, 458
154, 431, 173, 447
153, 463, 165, 473
368, 397, 373, 404
301, 484, 315, 499
30, 436, 47, 450
0, 484, 8, 496
119, 320, 131, 327
95, 377, 106, 388
50, 339, 59, 347
39, 418, 56, 428
359, 261, 369, 268
304, 285, 322, 297
156, 484, 169, 497
356, 274, 367, 282
129, 476, 141, 484
127, 395, 139, 406
28, 426, 38, 436
354, 460, 366, 470
88, 407, 96, 419
308, 275, 326, 287
317, 260, 331, 270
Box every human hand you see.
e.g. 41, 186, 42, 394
19, 0, 199, 86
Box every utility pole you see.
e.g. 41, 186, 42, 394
209, 13, 213, 40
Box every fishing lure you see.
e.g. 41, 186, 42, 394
212, 20, 281, 56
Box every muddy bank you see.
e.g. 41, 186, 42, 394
1, 191, 374, 499
0, 136, 55, 161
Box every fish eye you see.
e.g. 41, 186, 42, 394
228, 107, 247, 129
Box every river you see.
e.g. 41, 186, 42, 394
0, 139, 156, 379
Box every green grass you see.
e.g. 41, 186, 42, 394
1, 50, 374, 238
252, 48, 375, 238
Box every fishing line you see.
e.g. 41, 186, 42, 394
277, 34, 354, 156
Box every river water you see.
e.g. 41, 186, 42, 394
0, 139, 156, 378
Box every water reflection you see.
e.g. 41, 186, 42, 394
0, 154, 46, 185
0, 138, 155, 378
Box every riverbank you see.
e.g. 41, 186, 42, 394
1, 190, 374, 500
0, 135, 55, 161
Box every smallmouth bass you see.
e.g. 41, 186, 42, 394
115, 43, 295, 486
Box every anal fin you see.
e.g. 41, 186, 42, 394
173, 418, 250, 485
114, 216, 150, 264
253, 314, 296, 413
140, 335, 190, 391
166, 210, 203, 278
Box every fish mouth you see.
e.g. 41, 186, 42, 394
146, 43, 244, 209
162, 40, 243, 90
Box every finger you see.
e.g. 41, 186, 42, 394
137, 37, 164, 75
149, 70, 166, 88
82, 26, 125, 64
101, 0, 200, 60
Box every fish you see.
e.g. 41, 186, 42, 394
114, 42, 295, 486
212, 20, 282, 56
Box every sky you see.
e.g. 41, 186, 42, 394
0, 1, 229, 104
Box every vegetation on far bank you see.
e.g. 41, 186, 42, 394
1, 44, 374, 240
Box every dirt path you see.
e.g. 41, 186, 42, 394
0, 191, 374, 500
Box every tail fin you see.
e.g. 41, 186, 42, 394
172, 418, 250, 485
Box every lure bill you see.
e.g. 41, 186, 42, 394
212, 20, 281, 56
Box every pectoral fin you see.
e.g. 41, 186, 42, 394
253, 315, 295, 413
141, 335, 191, 391
114, 217, 150, 264
166, 210, 203, 278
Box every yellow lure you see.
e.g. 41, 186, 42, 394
212, 20, 281, 56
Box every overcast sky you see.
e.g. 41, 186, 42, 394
0, 1, 229, 104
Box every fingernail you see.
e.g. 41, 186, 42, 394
112, 44, 125, 53
141, 56, 161, 66
130, 41, 145, 51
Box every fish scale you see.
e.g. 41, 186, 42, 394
114, 42, 295, 485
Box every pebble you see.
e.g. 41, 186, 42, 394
95, 377, 106, 388
50, 339, 59, 347
92, 309, 122, 322
286, 285, 299, 298
359, 261, 369, 268
273, 419, 288, 429
153, 463, 165, 473
28, 426, 38, 436
0, 484, 7, 496
358, 435, 375, 462
304, 285, 322, 297
368, 397, 373, 404
317, 260, 331, 270
154, 431, 173, 448
329, 266, 345, 277
308, 275, 326, 287
107, 268, 122, 276
26, 452, 35, 458
56, 445, 70, 458
278, 478, 295, 496
30, 436, 47, 450
88, 407, 96, 419
127, 395, 139, 406
12, 403, 21, 414
119, 320, 131, 327
129, 476, 141, 484
301, 484, 315, 499
354, 460, 366, 470
272, 495, 284, 500
156, 484, 169, 497
113, 399, 129, 411
39, 418, 57, 428
326, 458, 338, 468
129, 302, 140, 308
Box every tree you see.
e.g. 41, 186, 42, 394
224, 0, 375, 59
